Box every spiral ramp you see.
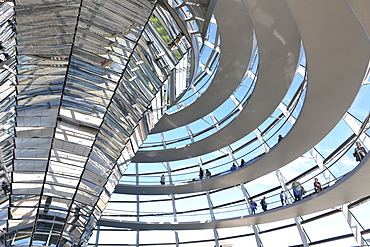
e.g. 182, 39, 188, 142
0, 0, 369, 247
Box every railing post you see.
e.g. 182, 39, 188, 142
275, 170, 310, 247
240, 184, 264, 247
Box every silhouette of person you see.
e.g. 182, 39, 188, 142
240, 159, 246, 167
199, 167, 204, 180
353, 142, 367, 162
291, 179, 302, 201
313, 178, 322, 193
278, 135, 284, 143
260, 197, 268, 211
160, 174, 165, 185
230, 163, 237, 172
205, 169, 211, 179
280, 191, 285, 206
1, 182, 9, 195
249, 198, 257, 214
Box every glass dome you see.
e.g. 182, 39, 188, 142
0, 0, 369, 247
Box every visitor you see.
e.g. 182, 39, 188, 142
199, 167, 204, 180
205, 169, 211, 179
239, 159, 246, 168
313, 178, 322, 193
291, 179, 302, 201
260, 197, 268, 211
280, 191, 285, 206
278, 135, 284, 143
353, 141, 367, 162
230, 163, 237, 172
249, 198, 257, 214
1, 182, 9, 196
160, 174, 165, 185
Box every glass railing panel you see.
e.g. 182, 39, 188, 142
315, 120, 355, 159
350, 202, 370, 231
258, 223, 304, 246
302, 211, 357, 243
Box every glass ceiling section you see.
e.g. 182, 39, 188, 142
139, 49, 258, 151
7, 0, 193, 246
1, 0, 367, 246
139, 45, 307, 152
119, 49, 306, 186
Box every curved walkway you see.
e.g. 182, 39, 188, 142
116, 0, 370, 195
347, 0, 370, 39
150, 0, 254, 134
132, 0, 301, 162
100, 154, 370, 230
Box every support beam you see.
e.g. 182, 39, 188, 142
254, 128, 270, 153
240, 184, 264, 247
279, 102, 332, 182
160, 133, 174, 185
343, 112, 370, 149
160, 134, 180, 247
94, 226, 100, 247
342, 204, 368, 246
276, 170, 310, 247
308, 148, 332, 184
341, 112, 370, 246
206, 191, 220, 247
